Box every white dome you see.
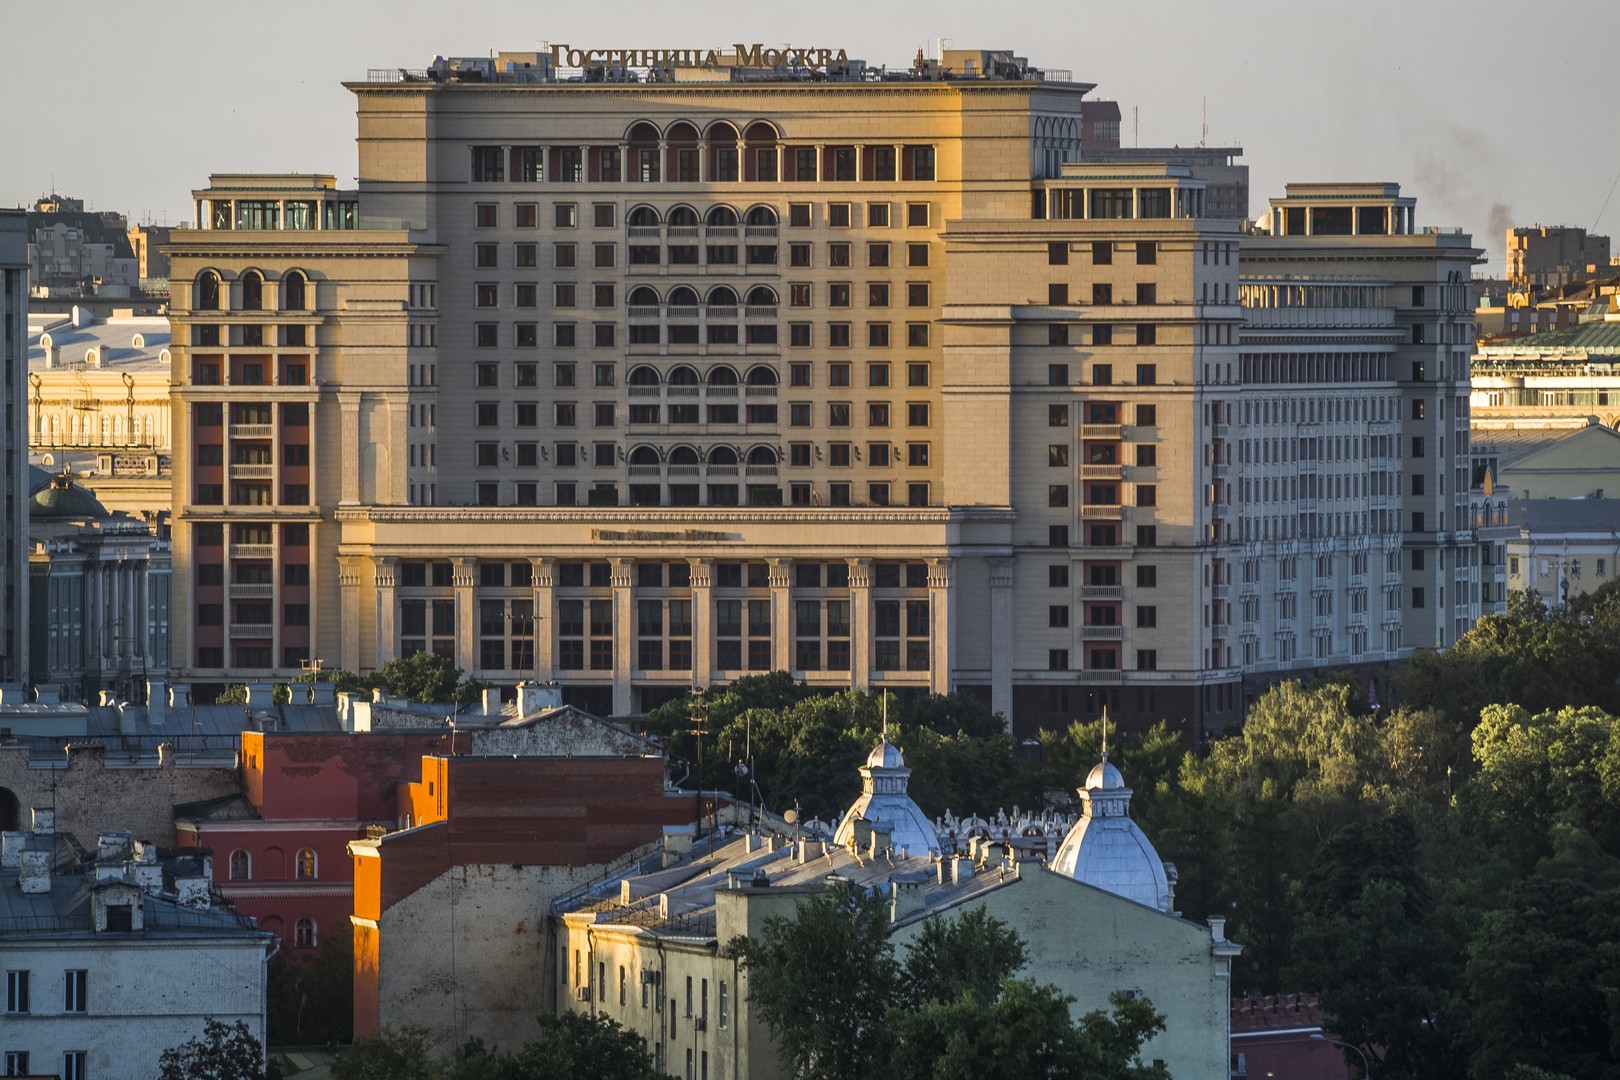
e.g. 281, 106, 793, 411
867, 739, 905, 769
1050, 757, 1171, 912
833, 737, 940, 855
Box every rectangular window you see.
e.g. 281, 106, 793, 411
1092, 241, 1112, 265
907, 202, 930, 227
64, 970, 86, 1013
5, 971, 27, 1013
63, 1052, 87, 1080
1048, 241, 1069, 265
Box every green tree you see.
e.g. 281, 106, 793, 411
332, 1025, 441, 1080
267, 931, 354, 1045
504, 1012, 662, 1079
157, 1019, 278, 1080
373, 652, 486, 705
897, 906, 1028, 1010
733, 884, 899, 1079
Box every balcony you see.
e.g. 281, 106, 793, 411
228, 623, 275, 638
1080, 424, 1122, 440
228, 583, 275, 598
745, 465, 779, 478
1083, 626, 1124, 640
1080, 505, 1123, 518
229, 464, 274, 479
228, 544, 275, 559
1079, 464, 1122, 480
230, 423, 274, 438
1080, 585, 1123, 600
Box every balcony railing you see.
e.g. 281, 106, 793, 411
1080, 585, 1123, 599
228, 544, 274, 558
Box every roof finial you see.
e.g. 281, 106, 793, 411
1100, 705, 1109, 763
882, 689, 889, 743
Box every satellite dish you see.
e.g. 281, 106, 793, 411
783, 809, 799, 825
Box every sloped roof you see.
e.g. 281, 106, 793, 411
1512, 498, 1620, 534
1478, 318, 1620, 357
1485, 422, 1620, 470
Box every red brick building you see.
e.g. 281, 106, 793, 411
175, 729, 450, 948
350, 754, 700, 1047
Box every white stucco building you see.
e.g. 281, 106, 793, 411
0, 810, 273, 1080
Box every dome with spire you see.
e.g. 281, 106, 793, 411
833, 736, 940, 856
1049, 751, 1172, 912
30, 473, 107, 521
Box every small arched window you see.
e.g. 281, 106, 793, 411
627, 285, 661, 306
628, 445, 661, 466
627, 365, 661, 386
196, 271, 221, 311
667, 365, 700, 386
744, 205, 779, 227
745, 365, 779, 387
745, 285, 778, 306
669, 445, 700, 466
706, 206, 739, 227
707, 445, 739, 466
627, 205, 661, 227
282, 270, 307, 311
241, 270, 264, 311
706, 366, 739, 386
747, 446, 779, 466
294, 917, 317, 949
667, 286, 699, 307
229, 849, 250, 881
667, 206, 699, 228
706, 285, 738, 307
294, 848, 317, 881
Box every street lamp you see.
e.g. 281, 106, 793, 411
1310, 1034, 1370, 1079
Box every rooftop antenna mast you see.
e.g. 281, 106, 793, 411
1101, 705, 1110, 762
1200, 97, 1208, 148
1132, 106, 1139, 148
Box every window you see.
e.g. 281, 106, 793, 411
6, 971, 28, 1013
1093, 362, 1113, 385
828, 283, 851, 307
789, 203, 811, 227
516, 203, 538, 228
907, 244, 929, 268
1136, 606, 1158, 628
907, 403, 929, 427
1048, 242, 1069, 265
295, 917, 317, 948
1135, 404, 1157, 426
1049, 649, 1069, 671
5, 1053, 29, 1075
907, 282, 929, 307
907, 443, 929, 467
229, 849, 250, 880
1049, 404, 1069, 427
1093, 324, 1113, 346
555, 203, 578, 228
1136, 241, 1157, 265
295, 848, 317, 880
868, 323, 890, 347
1137, 650, 1158, 671
829, 323, 851, 347
476, 242, 498, 268
907, 202, 930, 227
1136, 485, 1157, 507
1092, 241, 1112, 265
1136, 525, 1157, 547
1049, 444, 1069, 467
1048, 283, 1069, 305
868, 203, 890, 227
63, 1053, 87, 1080
1137, 565, 1157, 587
64, 970, 86, 1013
869, 244, 890, 268
475, 203, 497, 228
554, 243, 577, 269
1136, 445, 1157, 466
789, 244, 811, 267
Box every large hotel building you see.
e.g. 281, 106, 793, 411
163, 46, 1488, 735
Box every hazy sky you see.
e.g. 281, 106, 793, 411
4, 0, 1617, 273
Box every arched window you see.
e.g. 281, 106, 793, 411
669, 446, 701, 467
707, 445, 739, 467
744, 205, 778, 227
627, 205, 661, 227
667, 365, 700, 386
666, 205, 699, 229
196, 271, 221, 311
706, 365, 739, 386
241, 270, 264, 311
706, 206, 739, 227
627, 365, 661, 386
627, 285, 661, 306
294, 917, 317, 949
294, 848, 316, 880
628, 445, 660, 466
706, 285, 738, 307
747, 446, 779, 466
282, 270, 307, 311
745, 285, 778, 307
229, 849, 250, 881
706, 121, 741, 181
667, 286, 699, 307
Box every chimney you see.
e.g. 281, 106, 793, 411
1209, 916, 1228, 943
97, 830, 133, 862
372, 687, 389, 705
245, 682, 277, 706
18, 848, 52, 894
146, 678, 166, 724
516, 680, 562, 716
662, 825, 694, 868
797, 838, 823, 863
310, 681, 335, 706
889, 873, 926, 923
287, 682, 313, 705
869, 821, 894, 860
31, 808, 55, 836
1, 832, 28, 868
951, 855, 974, 886
34, 684, 61, 705
852, 818, 873, 852
169, 683, 191, 708
482, 685, 504, 717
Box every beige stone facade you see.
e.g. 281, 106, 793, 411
162, 51, 1488, 735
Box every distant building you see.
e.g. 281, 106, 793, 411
1507, 225, 1612, 290
1472, 302, 1620, 429
27, 307, 174, 523
1472, 421, 1620, 501
0, 809, 273, 1080
28, 473, 172, 702
1, 210, 29, 686
126, 224, 172, 291
1082, 145, 1248, 220
556, 740, 1238, 1079
24, 196, 140, 300
1506, 498, 1620, 604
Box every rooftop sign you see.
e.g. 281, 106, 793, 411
548, 44, 851, 70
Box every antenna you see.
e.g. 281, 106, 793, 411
1132, 106, 1139, 148
1101, 706, 1110, 762
882, 690, 889, 742
1200, 97, 1208, 148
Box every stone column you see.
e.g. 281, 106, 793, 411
339, 393, 361, 503
689, 557, 713, 688
611, 557, 635, 715
374, 556, 398, 670
848, 558, 872, 691
337, 556, 364, 672
769, 558, 793, 673
927, 557, 955, 696
452, 557, 477, 675
532, 557, 555, 680
989, 558, 1015, 726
